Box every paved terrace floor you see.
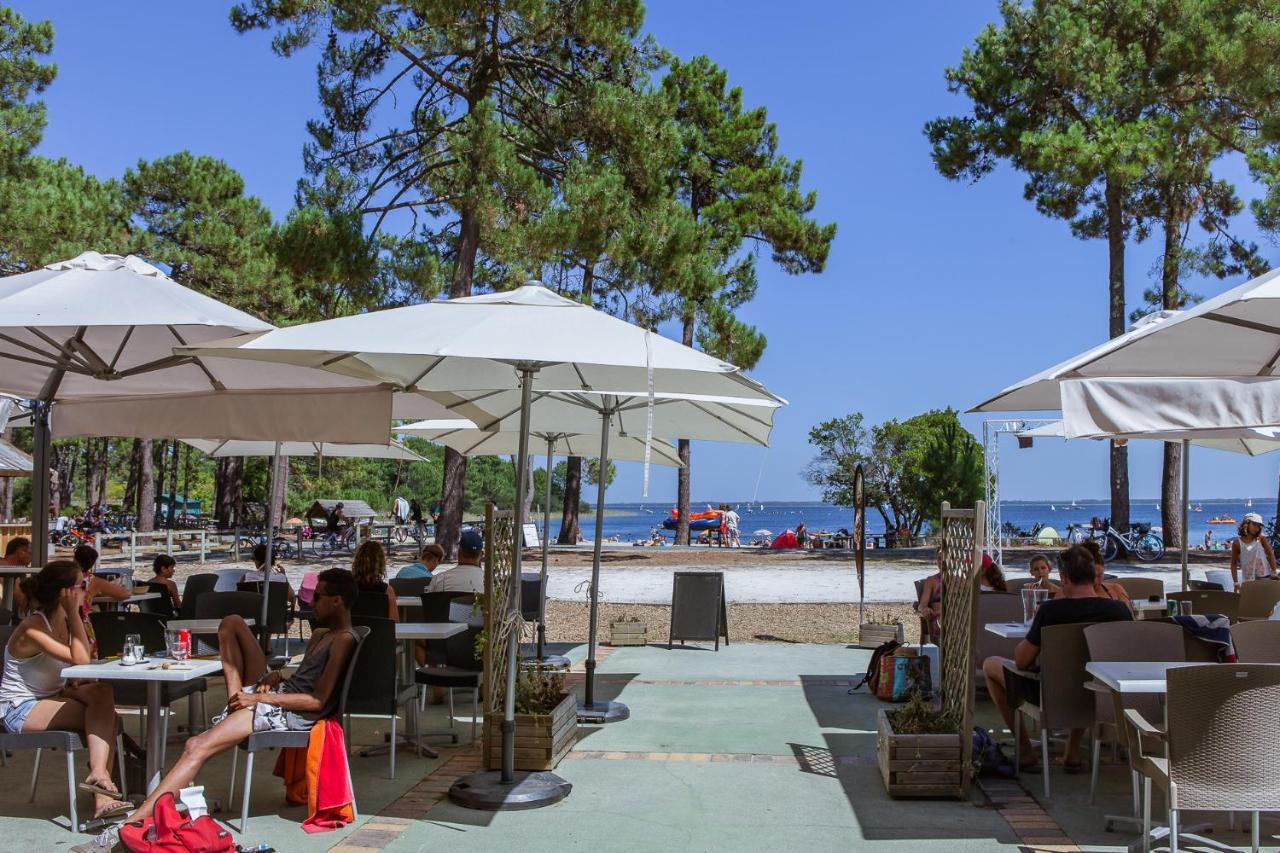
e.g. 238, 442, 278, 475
0, 642, 1275, 852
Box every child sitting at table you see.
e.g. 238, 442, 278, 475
150, 554, 181, 611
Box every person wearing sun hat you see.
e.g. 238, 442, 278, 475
1231, 511, 1276, 589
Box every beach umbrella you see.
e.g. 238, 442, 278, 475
180, 282, 781, 810
397, 419, 683, 665
182, 437, 427, 462
0, 252, 407, 565
0, 439, 31, 478
403, 388, 781, 719
1017, 419, 1280, 587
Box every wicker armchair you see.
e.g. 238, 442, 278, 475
1237, 580, 1280, 621
1083, 622, 1183, 810
1126, 664, 1280, 853
1230, 620, 1280, 663
1002, 622, 1097, 798
1115, 577, 1164, 602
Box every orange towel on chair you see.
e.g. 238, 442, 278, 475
272, 719, 355, 833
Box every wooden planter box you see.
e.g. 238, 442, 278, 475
876, 709, 965, 798
608, 620, 648, 646
484, 693, 578, 771
857, 622, 903, 649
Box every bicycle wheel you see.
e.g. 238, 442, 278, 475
394, 526, 407, 543
343, 528, 358, 553
1133, 534, 1165, 562
1101, 534, 1120, 562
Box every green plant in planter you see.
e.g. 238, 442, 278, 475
513, 665, 569, 715
886, 690, 958, 735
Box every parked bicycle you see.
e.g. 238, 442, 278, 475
236, 532, 298, 560
311, 526, 357, 557
1064, 517, 1165, 562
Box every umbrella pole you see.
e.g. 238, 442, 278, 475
449, 365, 571, 811
578, 403, 628, 724
1181, 439, 1190, 592
538, 435, 552, 660
29, 401, 52, 569
259, 441, 281, 653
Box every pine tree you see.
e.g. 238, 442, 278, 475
233, 0, 649, 556
0, 5, 54, 177
656, 56, 833, 543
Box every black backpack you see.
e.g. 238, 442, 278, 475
850, 639, 901, 693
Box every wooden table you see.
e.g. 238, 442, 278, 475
61, 657, 223, 793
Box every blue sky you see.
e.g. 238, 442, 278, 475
16, 1, 1280, 504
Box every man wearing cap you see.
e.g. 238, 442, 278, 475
1232, 511, 1276, 589
427, 528, 485, 594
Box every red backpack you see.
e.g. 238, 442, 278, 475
119, 792, 235, 853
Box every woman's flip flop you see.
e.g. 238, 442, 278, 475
78, 781, 122, 798
91, 799, 132, 820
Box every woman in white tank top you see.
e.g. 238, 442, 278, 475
1, 561, 130, 820
1231, 513, 1277, 589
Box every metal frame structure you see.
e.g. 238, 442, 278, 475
982, 418, 1055, 566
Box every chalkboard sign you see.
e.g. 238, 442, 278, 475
669, 571, 729, 650
522, 523, 540, 549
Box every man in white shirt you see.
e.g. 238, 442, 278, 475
724, 507, 741, 547
427, 528, 485, 593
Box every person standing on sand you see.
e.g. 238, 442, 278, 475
795, 522, 808, 549
725, 505, 741, 547
1231, 511, 1276, 589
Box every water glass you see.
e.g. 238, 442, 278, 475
1020, 587, 1036, 624
172, 635, 190, 662
1178, 600, 1193, 616
123, 633, 141, 663
130, 641, 146, 663
1032, 588, 1050, 618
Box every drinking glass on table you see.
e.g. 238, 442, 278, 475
123, 633, 142, 663
166, 630, 190, 662
1021, 587, 1036, 624
1032, 588, 1050, 619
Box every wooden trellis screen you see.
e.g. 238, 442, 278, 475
938, 499, 986, 798
482, 504, 519, 716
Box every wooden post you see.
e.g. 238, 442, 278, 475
199, 531, 206, 565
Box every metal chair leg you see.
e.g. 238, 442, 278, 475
1169, 807, 1179, 853
116, 734, 128, 800
447, 688, 455, 729
1142, 777, 1152, 853
28, 747, 42, 802
1041, 728, 1051, 799
160, 708, 170, 768
389, 712, 397, 780
65, 749, 77, 832
1131, 769, 1140, 818
1013, 712, 1020, 770
412, 696, 422, 758
239, 750, 254, 834
228, 747, 237, 808
471, 687, 478, 743
1089, 731, 1101, 803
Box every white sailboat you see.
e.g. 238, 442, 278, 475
1248, 498, 1253, 508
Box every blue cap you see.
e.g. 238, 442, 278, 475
459, 528, 484, 552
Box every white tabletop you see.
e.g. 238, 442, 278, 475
396, 595, 425, 608
395, 622, 467, 641
1084, 661, 1202, 694
94, 592, 161, 605
985, 622, 1029, 639
62, 657, 222, 683
165, 618, 254, 633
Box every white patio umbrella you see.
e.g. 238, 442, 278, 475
412, 387, 782, 715
182, 438, 427, 462
180, 282, 781, 809
0, 252, 407, 562
1017, 418, 1280, 587
398, 418, 683, 665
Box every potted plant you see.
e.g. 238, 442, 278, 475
875, 691, 965, 798
608, 614, 647, 646
484, 665, 577, 771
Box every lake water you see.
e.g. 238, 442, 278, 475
543, 498, 1273, 545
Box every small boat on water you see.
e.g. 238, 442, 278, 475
1208, 514, 1237, 525
1192, 504, 1204, 512
1248, 498, 1253, 508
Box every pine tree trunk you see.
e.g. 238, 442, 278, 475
436, 206, 480, 560
182, 444, 191, 527
1105, 176, 1130, 533
675, 313, 695, 546
1159, 210, 1183, 549
271, 454, 288, 528
167, 439, 180, 529
137, 439, 154, 532
95, 439, 108, 509
84, 442, 97, 508
124, 439, 141, 523
227, 456, 244, 529
558, 456, 582, 544
153, 440, 167, 528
